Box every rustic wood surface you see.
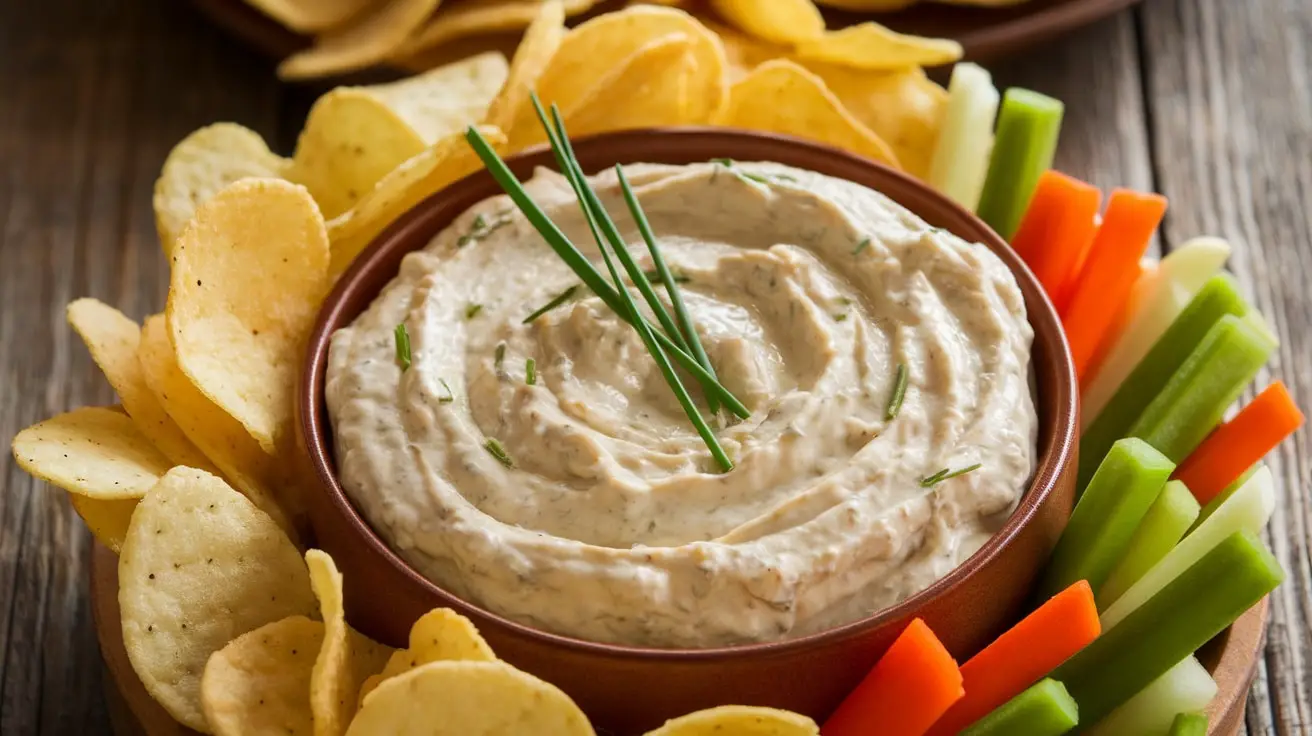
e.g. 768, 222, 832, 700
0, 0, 1307, 734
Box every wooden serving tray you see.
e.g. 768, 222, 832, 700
90, 543, 1266, 736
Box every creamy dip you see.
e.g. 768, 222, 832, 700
326, 161, 1038, 648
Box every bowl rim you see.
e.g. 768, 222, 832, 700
298, 126, 1078, 660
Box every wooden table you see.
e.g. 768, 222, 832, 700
0, 0, 1307, 733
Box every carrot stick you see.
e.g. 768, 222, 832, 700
925, 581, 1101, 736
823, 618, 964, 736
1173, 381, 1304, 504
1009, 170, 1102, 312
1061, 190, 1168, 382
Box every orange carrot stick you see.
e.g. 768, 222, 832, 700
1174, 381, 1304, 504
1062, 190, 1168, 382
925, 581, 1101, 736
823, 618, 964, 736
1009, 170, 1102, 312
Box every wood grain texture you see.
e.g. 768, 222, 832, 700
0, 0, 1308, 734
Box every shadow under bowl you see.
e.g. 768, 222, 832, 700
297, 128, 1079, 735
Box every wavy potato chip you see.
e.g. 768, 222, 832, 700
327, 126, 508, 275
644, 705, 819, 735
707, 0, 824, 44
278, 0, 441, 80
119, 467, 318, 732
69, 492, 139, 553
721, 59, 899, 168
246, 0, 380, 33
794, 22, 963, 70
12, 407, 172, 500
346, 661, 595, 736
201, 615, 323, 736
363, 52, 509, 143
358, 608, 496, 705
167, 178, 330, 457
153, 123, 290, 254
394, 0, 598, 58
482, 0, 568, 134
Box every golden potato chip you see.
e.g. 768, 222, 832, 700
67, 298, 217, 473
12, 407, 172, 500
166, 178, 330, 457
119, 467, 318, 732
138, 315, 293, 534
153, 123, 290, 254
327, 126, 508, 275
794, 22, 963, 70
814, 0, 918, 8
562, 33, 699, 139
246, 0, 380, 33
707, 0, 824, 45
482, 0, 568, 134
393, 0, 599, 58
278, 0, 441, 80
346, 661, 595, 735
644, 705, 819, 735
358, 608, 495, 704
702, 19, 785, 82
363, 52, 510, 143
201, 615, 323, 736
69, 493, 138, 553
721, 59, 899, 168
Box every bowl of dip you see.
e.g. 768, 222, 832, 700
298, 128, 1078, 734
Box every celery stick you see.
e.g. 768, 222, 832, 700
1079, 274, 1248, 490
1193, 465, 1259, 530
1086, 656, 1216, 735
1052, 530, 1283, 724
927, 63, 1000, 212
960, 678, 1079, 736
1170, 713, 1209, 736
1040, 439, 1173, 598
1082, 238, 1232, 428
1097, 480, 1202, 609
1100, 466, 1275, 628
975, 88, 1064, 240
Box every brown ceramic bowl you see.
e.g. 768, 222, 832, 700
298, 128, 1078, 735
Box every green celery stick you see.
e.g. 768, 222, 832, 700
1080, 274, 1248, 490
1170, 712, 1210, 736
975, 88, 1064, 240
960, 678, 1079, 736
1101, 467, 1275, 628
1097, 480, 1201, 609
927, 63, 1000, 211
1051, 530, 1283, 724
1086, 656, 1216, 735
1129, 313, 1275, 462
1039, 438, 1173, 598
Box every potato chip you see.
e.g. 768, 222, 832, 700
153, 123, 290, 254
721, 59, 899, 168
346, 661, 595, 735
702, 19, 785, 82
201, 615, 323, 736
482, 1, 568, 134
644, 705, 819, 735
327, 126, 508, 275
565, 33, 700, 138
245, 0, 380, 33
794, 22, 963, 70
357, 608, 495, 704
138, 315, 292, 534
814, 0, 917, 8
12, 407, 172, 500
393, 0, 599, 59
69, 493, 138, 553
66, 298, 217, 472
119, 467, 318, 732
278, 0, 441, 81
707, 0, 824, 45
363, 52, 509, 143
167, 178, 330, 457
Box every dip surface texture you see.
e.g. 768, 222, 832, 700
325, 162, 1038, 648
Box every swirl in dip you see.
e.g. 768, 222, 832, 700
325, 161, 1038, 648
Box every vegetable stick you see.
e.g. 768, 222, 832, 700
927, 63, 1000, 212
1062, 190, 1169, 381
1009, 171, 1102, 311
1097, 480, 1201, 610
976, 89, 1064, 240
1081, 238, 1232, 426
822, 618, 963, 736
1173, 381, 1304, 504
926, 581, 1099, 736
1052, 530, 1282, 724
1170, 713, 1210, 735
1193, 465, 1258, 531
1082, 258, 1149, 381
1079, 274, 1247, 491
1100, 466, 1276, 628
1086, 657, 1216, 735
1040, 439, 1173, 597
959, 678, 1079, 736
1128, 313, 1276, 463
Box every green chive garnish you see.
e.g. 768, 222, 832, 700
438, 378, 454, 403
523, 285, 579, 324
834, 313, 848, 322
465, 303, 483, 320
645, 269, 690, 285
920, 463, 982, 488
494, 342, 505, 370
711, 157, 734, 166
739, 171, 771, 186
525, 358, 536, 385
484, 438, 513, 468
886, 363, 908, 421
394, 324, 411, 370
853, 237, 871, 255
